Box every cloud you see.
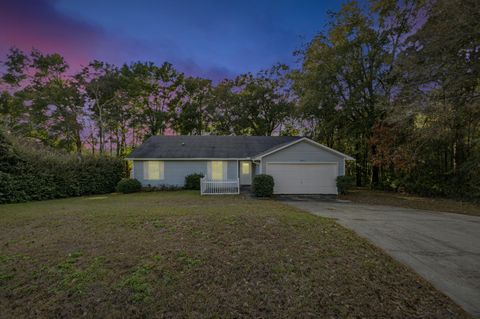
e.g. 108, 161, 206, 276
0, 0, 235, 79
176, 59, 236, 82
0, 0, 109, 70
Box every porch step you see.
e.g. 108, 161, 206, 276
240, 185, 252, 194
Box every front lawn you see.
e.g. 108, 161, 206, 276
0, 191, 467, 318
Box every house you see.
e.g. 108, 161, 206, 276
125, 136, 354, 195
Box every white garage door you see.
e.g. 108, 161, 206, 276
266, 163, 338, 194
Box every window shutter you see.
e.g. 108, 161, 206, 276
223, 161, 228, 180
143, 161, 148, 180
207, 161, 212, 180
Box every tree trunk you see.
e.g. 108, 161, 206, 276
98, 124, 104, 154
109, 135, 113, 156
453, 130, 466, 172
90, 134, 96, 155
116, 129, 121, 157
76, 137, 82, 154
355, 142, 362, 186
75, 125, 82, 154
97, 102, 104, 154
371, 144, 379, 187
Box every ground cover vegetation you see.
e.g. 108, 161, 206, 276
0, 192, 469, 318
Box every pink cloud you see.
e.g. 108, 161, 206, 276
0, 0, 235, 80
0, 0, 122, 71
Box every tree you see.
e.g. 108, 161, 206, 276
380, 0, 480, 197
208, 79, 240, 135
122, 61, 183, 139
0, 48, 31, 131
398, 0, 480, 170
1, 48, 85, 152
1, 47, 29, 87
171, 76, 212, 135
235, 65, 293, 136
209, 65, 293, 136
295, 0, 422, 186
76, 61, 121, 154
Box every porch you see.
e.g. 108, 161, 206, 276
200, 177, 240, 195
200, 160, 257, 195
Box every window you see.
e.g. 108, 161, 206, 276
143, 161, 164, 180
241, 162, 250, 175
210, 161, 224, 180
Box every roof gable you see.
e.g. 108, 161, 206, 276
253, 137, 355, 160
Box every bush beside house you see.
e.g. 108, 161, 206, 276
184, 173, 204, 190
116, 178, 142, 193
253, 174, 274, 197
142, 184, 183, 192
336, 175, 355, 195
0, 131, 125, 204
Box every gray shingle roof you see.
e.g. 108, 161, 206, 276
126, 135, 302, 159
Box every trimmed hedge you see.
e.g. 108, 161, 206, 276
0, 131, 125, 204
336, 175, 355, 195
143, 184, 183, 192
184, 173, 204, 190
253, 174, 274, 197
116, 178, 142, 194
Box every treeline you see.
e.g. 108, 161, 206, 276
0, 52, 294, 156
292, 0, 479, 199
1, 0, 479, 200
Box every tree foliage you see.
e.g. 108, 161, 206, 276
294, 0, 422, 186
0, 130, 124, 203
295, 0, 479, 199
1, 0, 479, 201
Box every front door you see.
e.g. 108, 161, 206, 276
240, 161, 252, 185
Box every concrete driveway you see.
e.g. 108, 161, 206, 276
284, 199, 480, 317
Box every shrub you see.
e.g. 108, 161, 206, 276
143, 184, 183, 192
184, 173, 204, 190
116, 178, 142, 194
253, 174, 274, 197
0, 130, 125, 204
336, 175, 355, 195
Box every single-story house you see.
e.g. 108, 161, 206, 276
125, 135, 354, 195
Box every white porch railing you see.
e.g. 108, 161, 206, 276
200, 177, 240, 195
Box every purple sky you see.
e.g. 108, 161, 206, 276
1, 0, 345, 81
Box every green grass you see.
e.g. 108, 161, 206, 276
340, 188, 480, 216
0, 191, 468, 318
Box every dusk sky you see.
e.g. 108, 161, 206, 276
0, 0, 346, 81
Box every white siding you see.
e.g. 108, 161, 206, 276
266, 163, 338, 194
133, 160, 238, 187
261, 140, 345, 176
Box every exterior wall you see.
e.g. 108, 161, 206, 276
261, 140, 345, 176
253, 162, 260, 175
227, 161, 238, 180
133, 160, 238, 187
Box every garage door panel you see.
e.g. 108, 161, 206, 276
266, 163, 338, 194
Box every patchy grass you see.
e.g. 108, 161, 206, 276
340, 188, 480, 217
0, 191, 469, 318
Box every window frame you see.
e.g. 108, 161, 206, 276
143, 161, 164, 180
241, 161, 251, 175
209, 161, 225, 181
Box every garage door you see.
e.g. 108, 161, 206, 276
266, 163, 338, 194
